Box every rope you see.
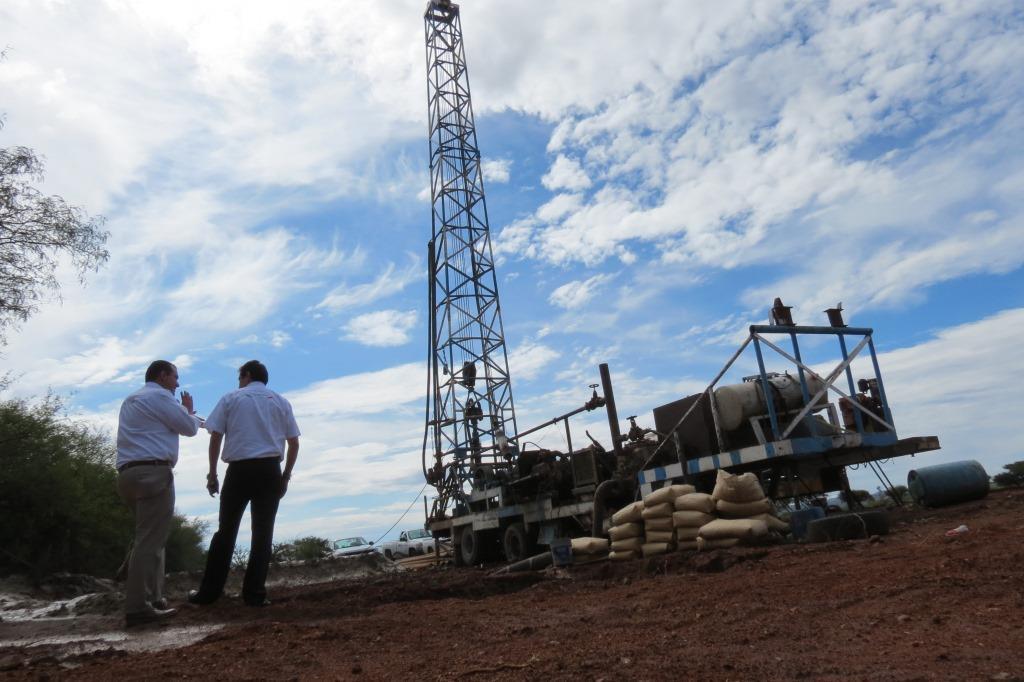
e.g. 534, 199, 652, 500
372, 480, 430, 546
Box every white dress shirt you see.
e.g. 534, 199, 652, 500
205, 382, 300, 462
116, 382, 201, 468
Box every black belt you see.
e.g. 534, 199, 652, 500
119, 459, 172, 472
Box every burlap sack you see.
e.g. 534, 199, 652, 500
752, 513, 791, 532
610, 536, 643, 552
674, 493, 716, 513
675, 526, 700, 540
711, 469, 765, 503
698, 518, 769, 540
643, 484, 697, 507
676, 540, 699, 551
610, 550, 639, 561
645, 530, 675, 543
571, 537, 609, 555
716, 497, 773, 518
644, 517, 674, 532
608, 522, 643, 541
696, 537, 740, 551
611, 501, 644, 525
641, 542, 671, 557
672, 510, 715, 528
641, 502, 674, 519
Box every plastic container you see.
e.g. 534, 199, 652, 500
789, 507, 825, 540
549, 537, 573, 567
907, 460, 989, 508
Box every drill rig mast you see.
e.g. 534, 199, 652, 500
424, 0, 518, 521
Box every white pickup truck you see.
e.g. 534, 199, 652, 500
378, 528, 435, 560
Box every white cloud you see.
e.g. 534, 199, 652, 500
507, 340, 561, 382
541, 155, 591, 191
316, 256, 420, 313
548, 273, 613, 309
342, 309, 418, 347
481, 158, 512, 184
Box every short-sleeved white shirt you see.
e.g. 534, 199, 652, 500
116, 382, 201, 468
205, 382, 300, 462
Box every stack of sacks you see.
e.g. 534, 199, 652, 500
673, 492, 716, 551
699, 470, 789, 548
640, 484, 695, 557
571, 537, 609, 563
608, 501, 644, 561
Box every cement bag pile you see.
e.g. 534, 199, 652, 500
571, 537, 610, 563
672, 494, 716, 551
707, 470, 789, 540
609, 501, 644, 561
640, 484, 694, 556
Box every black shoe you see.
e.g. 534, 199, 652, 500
187, 589, 218, 606
150, 599, 169, 610
244, 598, 271, 608
125, 606, 176, 628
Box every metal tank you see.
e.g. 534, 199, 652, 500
907, 460, 990, 507
714, 374, 827, 431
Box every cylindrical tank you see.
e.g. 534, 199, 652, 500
907, 460, 989, 508
714, 374, 826, 431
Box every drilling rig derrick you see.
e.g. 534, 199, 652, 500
424, 0, 517, 523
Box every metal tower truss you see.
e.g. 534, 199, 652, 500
424, 0, 518, 519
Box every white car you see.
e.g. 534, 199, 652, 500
331, 536, 377, 558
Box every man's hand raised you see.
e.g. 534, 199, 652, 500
181, 391, 195, 415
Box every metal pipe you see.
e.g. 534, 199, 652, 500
599, 363, 625, 463
750, 324, 874, 336
591, 479, 624, 537
488, 550, 553, 576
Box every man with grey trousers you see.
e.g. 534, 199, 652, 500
116, 360, 202, 627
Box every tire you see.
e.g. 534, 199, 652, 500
806, 510, 891, 543
384, 549, 394, 560
408, 547, 420, 557
502, 522, 532, 563
460, 528, 481, 565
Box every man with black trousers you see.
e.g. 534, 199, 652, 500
189, 360, 300, 607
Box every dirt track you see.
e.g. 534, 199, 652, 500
3, 491, 1024, 680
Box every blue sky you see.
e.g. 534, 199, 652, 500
2, 0, 1022, 544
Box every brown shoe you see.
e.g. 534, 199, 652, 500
125, 606, 176, 628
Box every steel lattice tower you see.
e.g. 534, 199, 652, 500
424, 0, 517, 517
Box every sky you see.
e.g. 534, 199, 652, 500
2, 0, 1022, 546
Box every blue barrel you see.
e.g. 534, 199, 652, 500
790, 507, 825, 540
907, 460, 989, 507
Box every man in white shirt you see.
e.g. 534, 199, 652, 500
189, 360, 300, 607
116, 360, 202, 627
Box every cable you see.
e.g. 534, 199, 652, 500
372, 480, 430, 546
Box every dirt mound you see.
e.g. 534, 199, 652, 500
2, 491, 1023, 680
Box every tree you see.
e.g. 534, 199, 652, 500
165, 515, 208, 572
0, 145, 109, 343
992, 461, 1024, 488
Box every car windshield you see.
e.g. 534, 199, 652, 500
333, 537, 367, 549
407, 529, 430, 540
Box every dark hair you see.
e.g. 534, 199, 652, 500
239, 360, 269, 384
145, 360, 175, 383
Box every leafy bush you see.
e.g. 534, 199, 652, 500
992, 461, 1024, 488
291, 536, 332, 561
0, 395, 207, 581
166, 516, 208, 572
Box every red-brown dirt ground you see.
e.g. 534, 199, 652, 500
2, 490, 1024, 681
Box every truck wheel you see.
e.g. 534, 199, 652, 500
502, 522, 532, 563
384, 549, 394, 560
408, 547, 420, 557
460, 528, 481, 565
806, 510, 890, 543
